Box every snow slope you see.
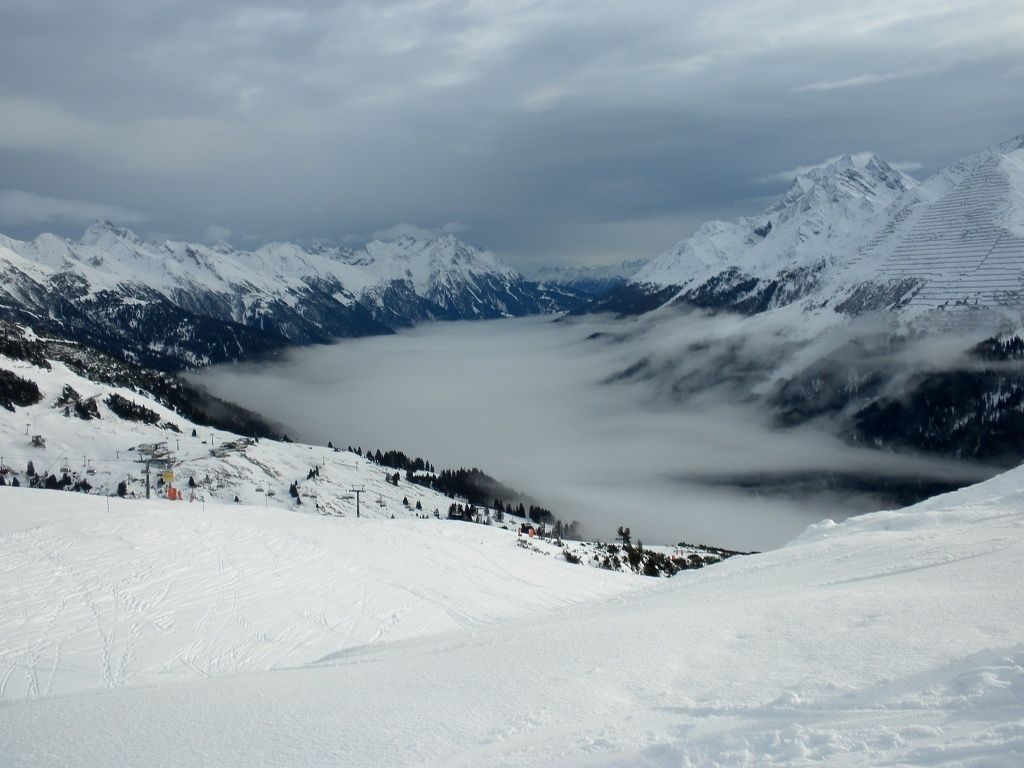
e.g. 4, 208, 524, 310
840, 139, 1024, 314
0, 348, 465, 518
2, 464, 1023, 765
0, 488, 637, 703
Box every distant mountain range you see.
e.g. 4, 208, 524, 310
532, 259, 648, 297
3, 136, 1023, 372
0, 228, 581, 369
585, 136, 1024, 319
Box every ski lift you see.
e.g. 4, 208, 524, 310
340, 494, 354, 501
376, 495, 386, 508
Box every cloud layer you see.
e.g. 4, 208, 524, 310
193, 312, 999, 551
1, 1, 1022, 266
0, 189, 147, 227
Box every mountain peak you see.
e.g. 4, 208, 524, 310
80, 220, 143, 247
434, 232, 463, 247
804, 151, 915, 191
767, 152, 916, 221
995, 134, 1024, 155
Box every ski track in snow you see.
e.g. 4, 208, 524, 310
0, 489, 636, 705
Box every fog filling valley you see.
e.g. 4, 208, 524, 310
194, 312, 1001, 551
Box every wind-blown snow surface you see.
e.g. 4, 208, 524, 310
3, 470, 1024, 765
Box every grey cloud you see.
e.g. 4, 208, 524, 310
0, 189, 148, 227
0, 1, 1021, 266
755, 152, 924, 185
792, 68, 931, 93
369, 222, 468, 241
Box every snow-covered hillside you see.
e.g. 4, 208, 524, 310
590, 137, 1024, 320
0, 348, 447, 516
2, 459, 1023, 765
0, 226, 568, 369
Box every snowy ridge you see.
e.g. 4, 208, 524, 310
596, 137, 1024, 321
0, 226, 566, 368
629, 152, 917, 291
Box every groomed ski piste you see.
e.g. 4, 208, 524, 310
2, 460, 1024, 765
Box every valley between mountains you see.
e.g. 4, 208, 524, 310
3, 135, 1024, 766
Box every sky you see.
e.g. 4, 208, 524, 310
0, 0, 1022, 270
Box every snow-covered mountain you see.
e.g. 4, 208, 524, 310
0, 227, 570, 369
587, 137, 1024, 319
558, 143, 1024, 475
